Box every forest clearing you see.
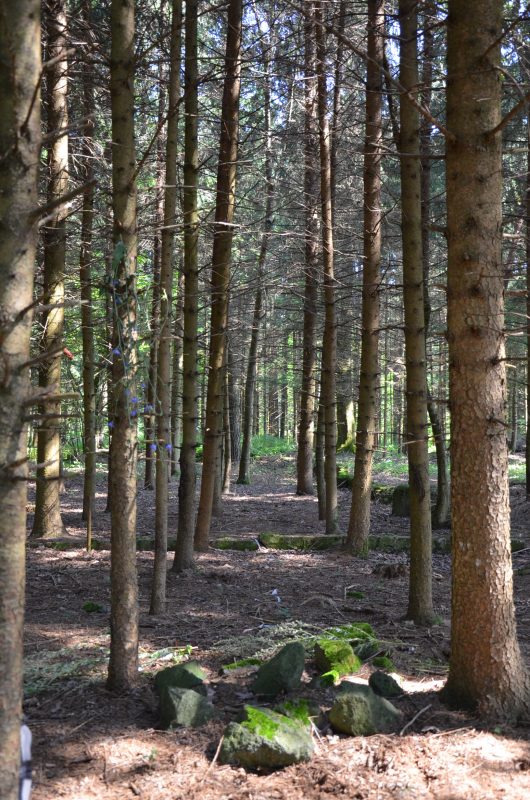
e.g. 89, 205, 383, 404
2, 0, 530, 798
24, 453, 530, 799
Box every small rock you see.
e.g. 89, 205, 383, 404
154, 661, 207, 697
251, 642, 305, 699
159, 686, 215, 729
329, 682, 402, 736
219, 705, 314, 769
369, 671, 403, 698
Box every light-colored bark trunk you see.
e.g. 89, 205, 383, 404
443, 0, 530, 719
32, 0, 69, 539
173, 0, 200, 572
195, 0, 243, 551
170, 271, 184, 476
107, 0, 139, 691
150, 0, 182, 614
0, 3, 40, 795
347, 0, 384, 553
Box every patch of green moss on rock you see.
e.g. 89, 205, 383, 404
221, 657, 264, 673
372, 655, 395, 671
258, 533, 344, 551
214, 537, 259, 552
275, 698, 316, 727
315, 639, 361, 681
219, 705, 314, 769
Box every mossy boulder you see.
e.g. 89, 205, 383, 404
158, 686, 215, 729
314, 639, 361, 683
329, 682, 403, 736
214, 537, 259, 552
275, 698, 319, 727
219, 705, 314, 769
371, 485, 394, 504
154, 661, 207, 696
369, 671, 403, 698
391, 484, 411, 517
259, 533, 344, 551
251, 642, 305, 698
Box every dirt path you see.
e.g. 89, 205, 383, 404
24, 458, 530, 799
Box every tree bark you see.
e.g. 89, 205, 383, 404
442, 0, 530, 719
237, 46, 273, 486
107, 0, 139, 691
173, 0, 200, 572
314, 0, 338, 535
296, 3, 319, 496
195, 0, 243, 551
80, 3, 96, 529
347, 0, 384, 553
32, 0, 69, 539
0, 3, 40, 795
399, 0, 434, 625
150, 0, 182, 614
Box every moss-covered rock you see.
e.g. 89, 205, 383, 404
329, 682, 403, 736
369, 670, 403, 698
371, 485, 394, 504
219, 705, 314, 769
159, 686, 215, 729
314, 639, 361, 682
220, 657, 264, 674
214, 537, 259, 552
258, 533, 344, 551
274, 698, 318, 726
251, 642, 305, 698
154, 661, 207, 696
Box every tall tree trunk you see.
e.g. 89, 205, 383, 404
173, 0, 200, 572
296, 3, 319, 496
314, 1, 338, 535
0, 3, 40, 795
399, 0, 434, 625
170, 271, 184, 475
237, 48, 273, 485
525, 115, 530, 499
227, 336, 240, 462
195, 0, 243, 550
32, 0, 69, 539
347, 0, 383, 553
107, 0, 139, 691
420, 1, 449, 528
150, 0, 182, 614
442, 0, 530, 718
526, 115, 530, 498
80, 4, 96, 528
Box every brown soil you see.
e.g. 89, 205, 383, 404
25, 456, 530, 799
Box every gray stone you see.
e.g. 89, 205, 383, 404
251, 642, 305, 699
159, 686, 215, 729
154, 661, 207, 696
369, 670, 403, 699
219, 705, 314, 769
329, 682, 403, 736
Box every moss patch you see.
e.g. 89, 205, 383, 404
372, 655, 395, 671
315, 639, 361, 681
221, 657, 263, 672
214, 537, 259, 552
259, 533, 344, 551
243, 706, 281, 740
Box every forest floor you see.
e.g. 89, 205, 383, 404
24, 454, 530, 800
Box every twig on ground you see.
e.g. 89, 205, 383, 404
399, 704, 432, 736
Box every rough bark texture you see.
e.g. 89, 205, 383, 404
174, 0, 200, 572
108, 0, 139, 691
296, 4, 319, 496
0, 2, 40, 795
526, 117, 530, 498
195, 0, 242, 551
170, 272, 184, 476
347, 0, 383, 553
399, 0, 434, 625
150, 0, 182, 614
443, 0, 530, 719
32, 0, 69, 539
